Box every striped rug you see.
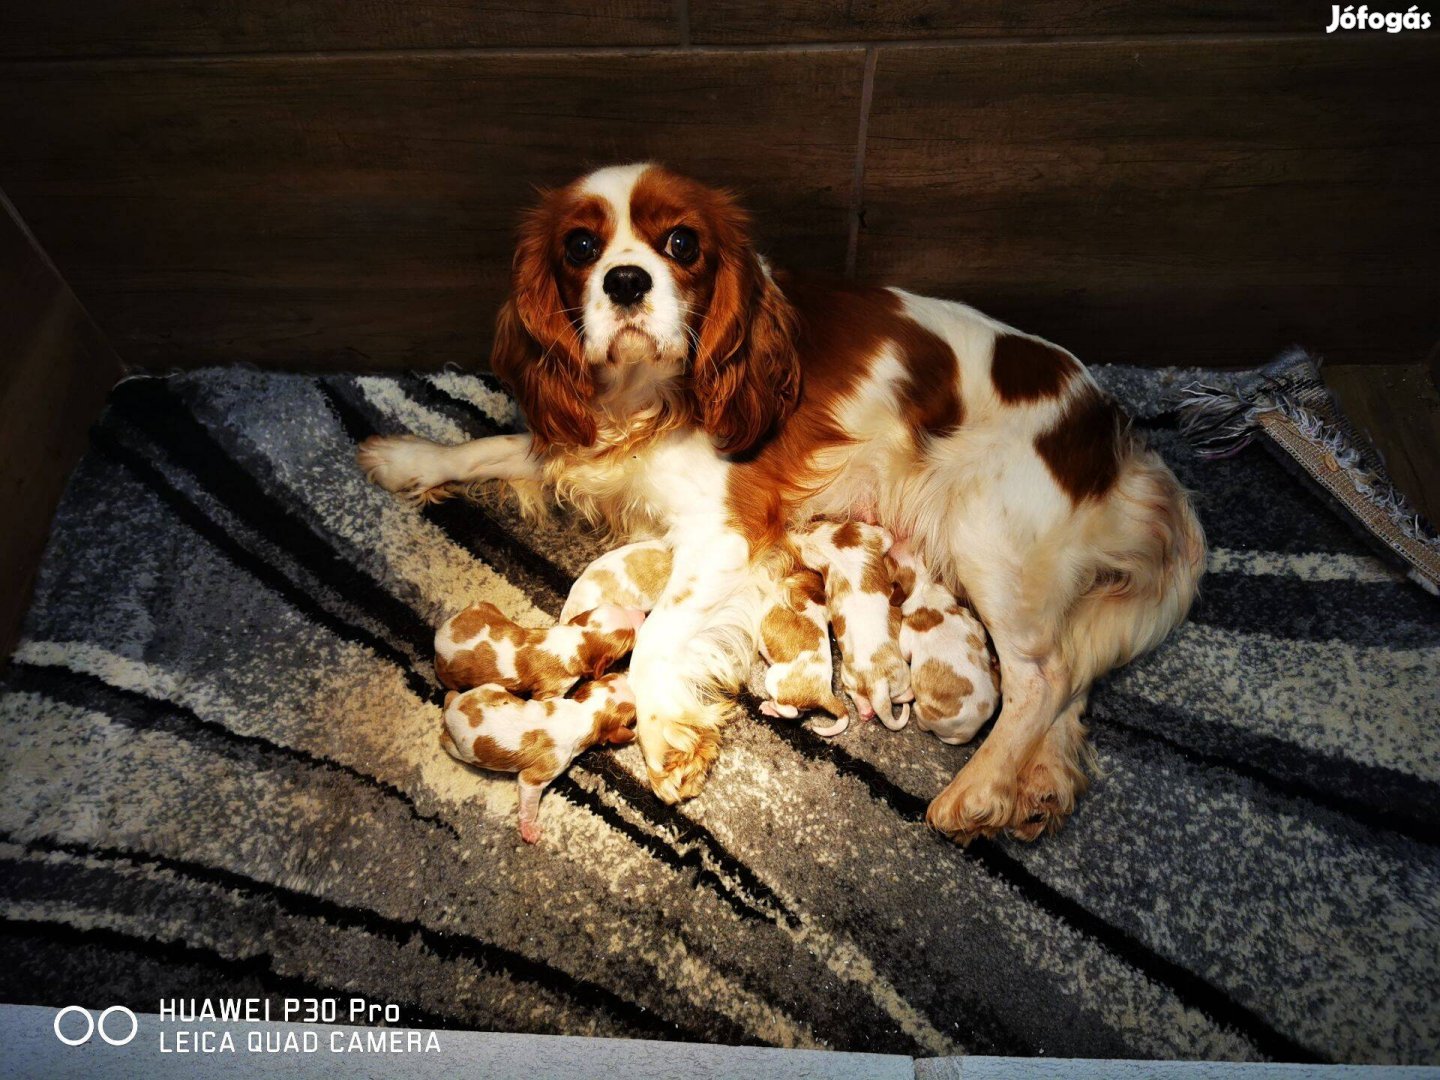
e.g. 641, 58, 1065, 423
2, 366, 1437, 1065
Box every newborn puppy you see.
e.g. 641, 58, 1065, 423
891, 546, 1000, 745
796, 520, 913, 730
434, 602, 643, 698
560, 540, 672, 624
758, 567, 849, 735
440, 674, 637, 843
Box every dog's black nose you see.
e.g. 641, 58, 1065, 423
603, 265, 652, 307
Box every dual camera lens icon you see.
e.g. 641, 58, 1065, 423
53, 1005, 138, 1047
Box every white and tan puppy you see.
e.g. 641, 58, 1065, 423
434, 602, 643, 698
440, 674, 637, 843
796, 520, 913, 730
560, 540, 673, 624
891, 546, 1000, 745
757, 567, 849, 735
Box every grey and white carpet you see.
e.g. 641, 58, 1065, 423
1, 366, 1437, 1065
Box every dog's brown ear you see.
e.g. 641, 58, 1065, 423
606, 725, 637, 746
690, 195, 800, 456
575, 629, 629, 681
588, 629, 635, 679
490, 190, 599, 451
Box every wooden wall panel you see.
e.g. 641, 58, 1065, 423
0, 190, 124, 663
0, 50, 864, 369
0, 1, 677, 58
857, 37, 1440, 367
690, 0, 1318, 44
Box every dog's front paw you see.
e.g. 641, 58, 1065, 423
653, 736, 720, 804
357, 435, 455, 505
1007, 734, 1089, 842
634, 690, 727, 804
926, 757, 1016, 845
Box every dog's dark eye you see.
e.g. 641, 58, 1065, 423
564, 229, 599, 265
664, 226, 699, 265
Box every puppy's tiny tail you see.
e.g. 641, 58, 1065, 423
819, 691, 849, 721
811, 712, 849, 738
874, 679, 909, 731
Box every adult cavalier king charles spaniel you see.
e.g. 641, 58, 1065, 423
359, 163, 1205, 843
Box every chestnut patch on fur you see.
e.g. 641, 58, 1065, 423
990, 333, 1080, 403
723, 278, 896, 552
1036, 387, 1126, 503
906, 607, 945, 633
515, 646, 574, 697
588, 694, 637, 746
788, 568, 826, 609
575, 627, 636, 680
915, 659, 973, 722
490, 188, 613, 450
775, 667, 844, 718
761, 602, 824, 659
447, 602, 499, 644
470, 729, 561, 785
897, 320, 963, 438
628, 167, 801, 457
831, 520, 862, 549
624, 546, 673, 597
861, 550, 892, 595
449, 602, 528, 646
437, 638, 503, 691
585, 568, 628, 604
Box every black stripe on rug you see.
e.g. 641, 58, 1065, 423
1089, 692, 1440, 847
1189, 571, 1440, 648
413, 370, 517, 429
1, 835, 726, 1043
576, 751, 803, 930
744, 694, 1325, 1064
88, 424, 439, 705
107, 378, 438, 662
6, 663, 458, 841
399, 373, 510, 438
546, 773, 777, 929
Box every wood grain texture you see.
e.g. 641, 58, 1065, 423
856, 37, 1440, 366
0, 1, 678, 58
690, 0, 1319, 44
1324, 363, 1440, 528
0, 50, 864, 369
0, 191, 123, 664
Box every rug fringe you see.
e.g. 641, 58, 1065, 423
1176, 349, 1440, 593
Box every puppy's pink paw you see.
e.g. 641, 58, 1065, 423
519, 821, 542, 845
